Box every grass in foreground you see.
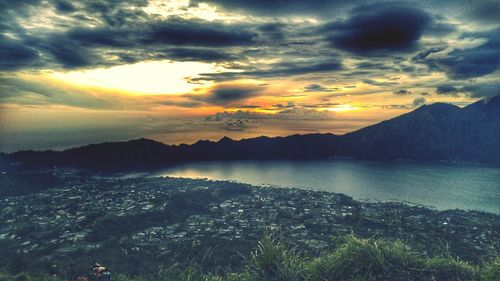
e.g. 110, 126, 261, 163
1, 235, 498, 281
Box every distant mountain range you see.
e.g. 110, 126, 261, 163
2, 95, 500, 170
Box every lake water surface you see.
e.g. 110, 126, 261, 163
154, 160, 500, 214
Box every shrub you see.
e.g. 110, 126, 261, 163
307, 236, 421, 281
481, 258, 500, 281
246, 233, 305, 281
306, 236, 480, 281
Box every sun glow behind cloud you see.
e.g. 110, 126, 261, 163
325, 104, 360, 112
50, 60, 220, 95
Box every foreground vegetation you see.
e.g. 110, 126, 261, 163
1, 235, 498, 281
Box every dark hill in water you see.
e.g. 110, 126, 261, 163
3, 95, 500, 169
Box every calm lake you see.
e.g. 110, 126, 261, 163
154, 160, 500, 214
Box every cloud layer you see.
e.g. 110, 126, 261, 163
1, 0, 499, 151
324, 6, 432, 55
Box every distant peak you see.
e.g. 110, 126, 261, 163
128, 138, 164, 145
194, 139, 214, 145
131, 138, 152, 142
414, 102, 459, 112
465, 94, 500, 110
427, 102, 458, 108
218, 136, 234, 143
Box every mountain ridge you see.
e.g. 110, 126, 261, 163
2, 96, 500, 169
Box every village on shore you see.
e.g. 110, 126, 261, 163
0, 171, 498, 274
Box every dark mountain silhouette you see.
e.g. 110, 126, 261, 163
343, 95, 500, 163
2, 95, 499, 170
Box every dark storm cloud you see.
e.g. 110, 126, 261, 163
142, 20, 257, 47
0, 0, 41, 11
58, 19, 256, 49
362, 79, 398, 87
393, 89, 412, 95
465, 0, 500, 23
190, 0, 354, 16
0, 0, 40, 33
73, 0, 150, 27
303, 84, 333, 92
197, 61, 343, 81
412, 47, 445, 70
209, 86, 261, 104
412, 97, 426, 107
433, 82, 500, 99
0, 0, 260, 70
0, 0, 495, 92
436, 84, 459, 95
161, 48, 237, 62
273, 61, 343, 75
417, 29, 500, 79
356, 62, 399, 71
0, 35, 39, 70
46, 47, 94, 68
64, 27, 134, 47
323, 6, 432, 55
257, 23, 288, 41
53, 0, 76, 13
30, 32, 105, 69
190, 85, 264, 106
0, 1, 46, 70
462, 82, 500, 98
0, 15, 257, 70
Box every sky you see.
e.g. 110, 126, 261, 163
1, 0, 499, 152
